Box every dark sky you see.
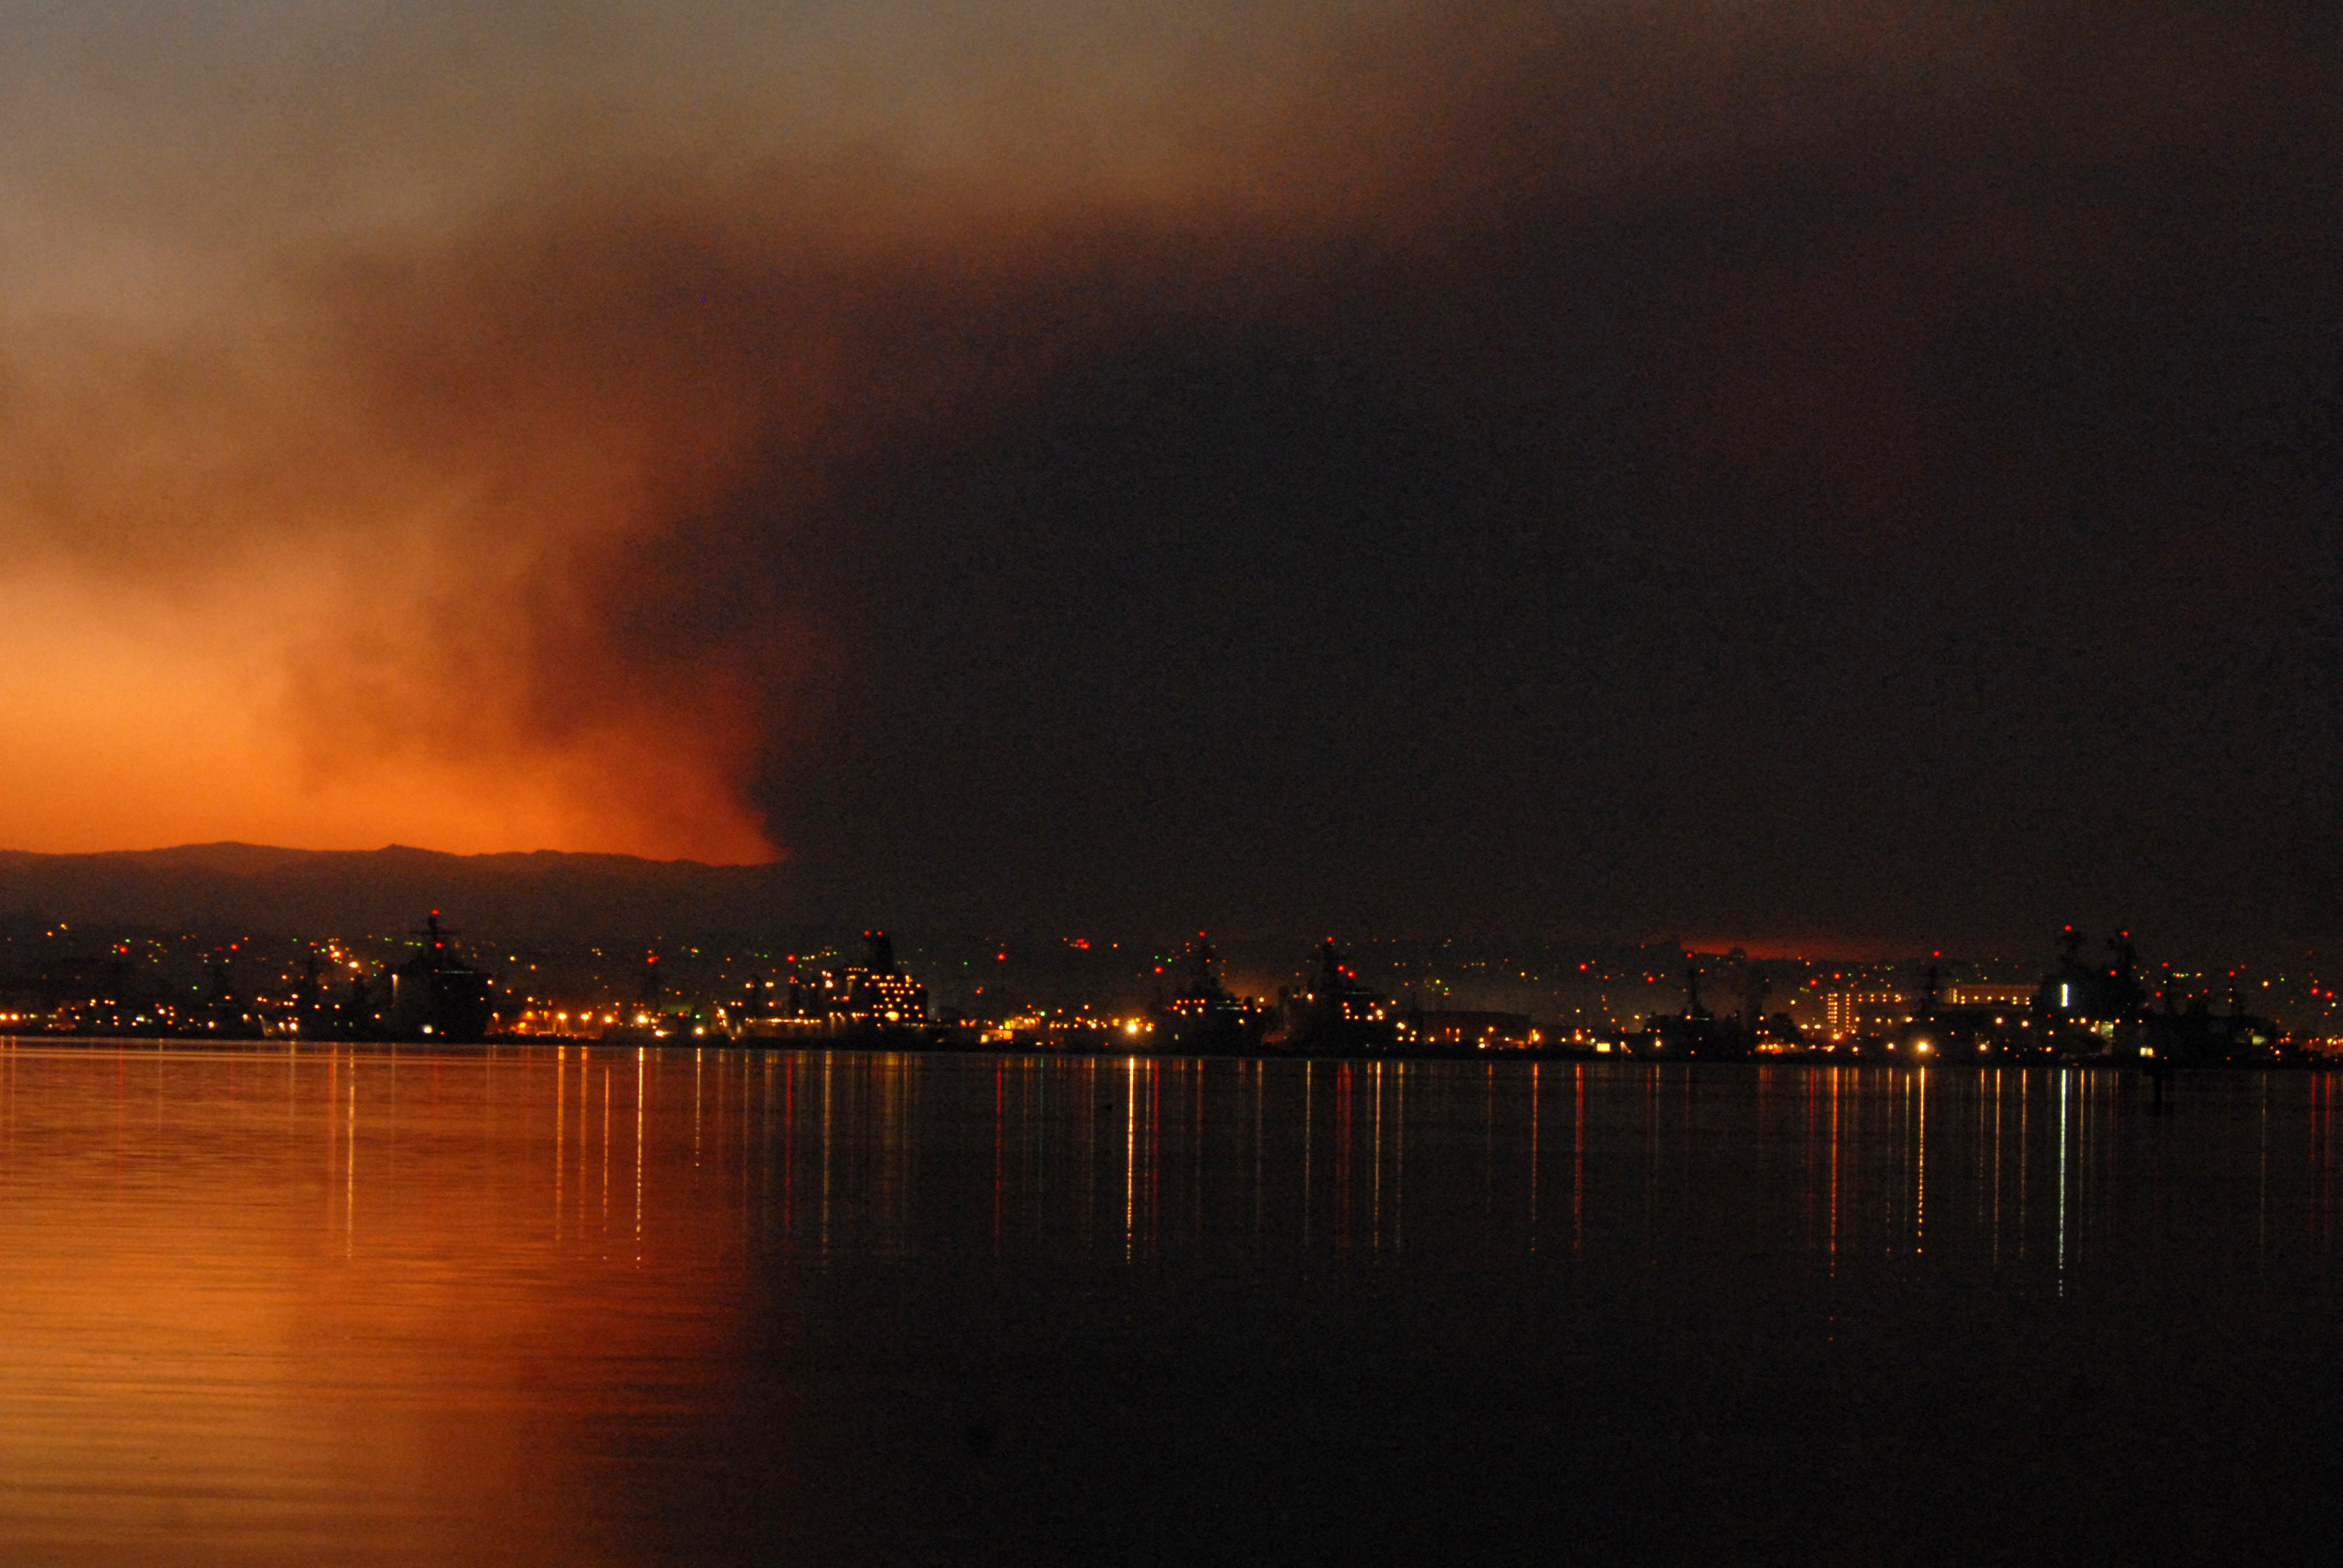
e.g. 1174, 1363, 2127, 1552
4, 1, 2341, 956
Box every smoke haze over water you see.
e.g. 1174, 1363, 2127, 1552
4, 2, 2342, 954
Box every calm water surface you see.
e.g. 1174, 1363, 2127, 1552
3, 1045, 2341, 1565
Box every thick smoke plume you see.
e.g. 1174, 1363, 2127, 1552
4, 1, 2341, 952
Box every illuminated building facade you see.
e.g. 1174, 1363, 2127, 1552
1941, 984, 2033, 1008
1822, 990, 1910, 1037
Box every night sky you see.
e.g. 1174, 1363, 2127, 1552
3, 1, 2341, 956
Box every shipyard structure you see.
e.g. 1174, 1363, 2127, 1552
2, 912, 2321, 1062
1616, 929, 2285, 1065
730, 931, 933, 1042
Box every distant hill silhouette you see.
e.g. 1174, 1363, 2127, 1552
0, 843, 799, 941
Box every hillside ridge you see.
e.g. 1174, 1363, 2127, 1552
0, 843, 796, 939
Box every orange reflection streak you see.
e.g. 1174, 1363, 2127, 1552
346, 1060, 356, 1256
584, 1053, 600, 1247
635, 1049, 646, 1264
1915, 1067, 1927, 1256
2056, 1067, 2070, 1297
781, 1054, 795, 1243
1123, 1056, 1136, 1263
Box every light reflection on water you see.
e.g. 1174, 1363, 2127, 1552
4, 1044, 2342, 1564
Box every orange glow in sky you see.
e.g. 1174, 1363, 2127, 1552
0, 566, 770, 860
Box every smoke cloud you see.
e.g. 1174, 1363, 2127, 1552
5, 1, 2341, 952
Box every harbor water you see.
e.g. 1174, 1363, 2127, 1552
2, 1044, 2340, 1564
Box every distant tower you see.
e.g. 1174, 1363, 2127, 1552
863, 931, 897, 975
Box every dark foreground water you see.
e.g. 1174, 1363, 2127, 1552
2, 1045, 2341, 1566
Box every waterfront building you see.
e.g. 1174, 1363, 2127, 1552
1399, 1010, 1536, 1050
